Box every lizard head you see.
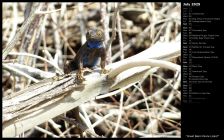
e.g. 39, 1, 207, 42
86, 27, 104, 42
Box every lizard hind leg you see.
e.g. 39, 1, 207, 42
76, 69, 85, 82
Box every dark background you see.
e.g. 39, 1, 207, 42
182, 0, 224, 139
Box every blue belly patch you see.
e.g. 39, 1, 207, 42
87, 41, 103, 49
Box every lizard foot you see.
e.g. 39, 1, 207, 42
76, 74, 85, 82
76, 69, 86, 82
101, 68, 110, 74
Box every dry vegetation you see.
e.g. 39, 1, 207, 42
2, 2, 181, 138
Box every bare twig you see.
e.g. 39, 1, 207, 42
100, 3, 110, 64
93, 113, 179, 138
4, 63, 55, 79
50, 4, 63, 69
3, 3, 40, 60
116, 8, 124, 60
7, 3, 18, 44
108, 59, 180, 79
112, 91, 124, 137
8, 52, 63, 74
78, 3, 87, 45
107, 3, 120, 64
34, 126, 60, 138
3, 63, 39, 83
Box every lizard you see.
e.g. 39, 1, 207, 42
63, 27, 108, 137
64, 27, 107, 81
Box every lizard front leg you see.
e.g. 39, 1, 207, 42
100, 61, 108, 74
100, 47, 109, 74
77, 59, 85, 81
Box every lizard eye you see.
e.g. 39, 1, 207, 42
97, 30, 102, 36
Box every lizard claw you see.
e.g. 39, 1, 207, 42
76, 70, 85, 82
101, 68, 109, 74
77, 74, 85, 81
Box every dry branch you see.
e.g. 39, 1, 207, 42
3, 41, 180, 137
3, 3, 40, 60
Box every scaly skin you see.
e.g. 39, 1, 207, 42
63, 28, 108, 137
65, 27, 107, 81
